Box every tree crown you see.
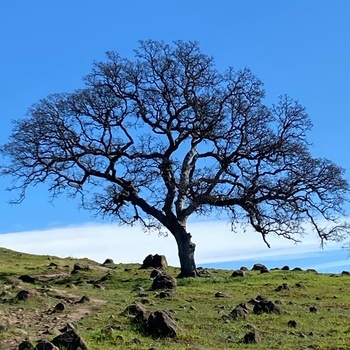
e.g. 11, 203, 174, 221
1, 40, 349, 246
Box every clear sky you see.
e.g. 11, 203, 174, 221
1, 1, 350, 271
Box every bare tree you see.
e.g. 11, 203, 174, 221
1, 40, 349, 277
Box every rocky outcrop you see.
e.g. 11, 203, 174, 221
140, 254, 168, 269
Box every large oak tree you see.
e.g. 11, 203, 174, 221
1, 41, 349, 277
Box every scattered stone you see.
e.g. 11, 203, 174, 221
36, 340, 59, 350
18, 275, 36, 283
287, 320, 297, 328
93, 283, 105, 290
292, 267, 303, 271
306, 269, 318, 273
253, 300, 281, 315
47, 262, 59, 269
229, 305, 249, 320
240, 266, 248, 271
53, 302, 65, 312
102, 258, 114, 265
198, 268, 211, 277
281, 265, 290, 270
248, 295, 267, 304
341, 271, 350, 275
150, 269, 163, 278
18, 340, 34, 350
158, 291, 173, 299
251, 263, 268, 271
16, 289, 37, 301
220, 315, 231, 323
152, 274, 176, 290
275, 283, 290, 291
147, 310, 180, 338
75, 295, 90, 304
310, 306, 317, 313
71, 263, 92, 274
141, 254, 168, 269
42, 326, 61, 336
243, 330, 262, 344
231, 270, 245, 277
51, 329, 88, 350
295, 282, 305, 288
124, 302, 151, 323
215, 291, 230, 298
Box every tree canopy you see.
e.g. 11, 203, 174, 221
1, 40, 349, 277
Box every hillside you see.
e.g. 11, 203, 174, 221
0, 247, 349, 349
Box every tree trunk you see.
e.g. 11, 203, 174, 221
173, 226, 199, 278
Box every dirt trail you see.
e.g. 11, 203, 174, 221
0, 285, 107, 350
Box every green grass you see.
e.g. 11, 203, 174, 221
0, 247, 350, 349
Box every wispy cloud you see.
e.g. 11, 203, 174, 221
0, 220, 346, 271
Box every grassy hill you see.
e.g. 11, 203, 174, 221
0, 247, 350, 349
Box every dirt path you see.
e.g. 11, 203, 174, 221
0, 286, 107, 350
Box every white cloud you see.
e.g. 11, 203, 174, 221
0, 220, 344, 271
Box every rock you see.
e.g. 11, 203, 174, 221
18, 340, 35, 350
240, 266, 248, 271
141, 254, 168, 269
292, 267, 303, 271
152, 274, 176, 290
220, 315, 231, 323
93, 283, 105, 290
287, 320, 297, 327
253, 300, 281, 315
243, 330, 262, 344
231, 270, 245, 277
215, 291, 230, 298
75, 295, 90, 304
71, 263, 92, 274
150, 269, 163, 278
35, 341, 59, 350
275, 283, 290, 291
251, 263, 268, 271
147, 310, 180, 338
51, 329, 88, 350
306, 269, 317, 273
16, 289, 37, 301
158, 291, 173, 299
198, 268, 211, 277
53, 302, 65, 312
48, 262, 59, 268
18, 275, 36, 283
102, 258, 114, 265
281, 265, 290, 270
260, 267, 269, 274
229, 305, 249, 320
309, 306, 317, 313
124, 302, 151, 323
59, 322, 76, 333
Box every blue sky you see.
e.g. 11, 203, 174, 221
1, 1, 350, 272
